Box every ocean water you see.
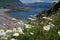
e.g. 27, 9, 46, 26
9, 3, 52, 19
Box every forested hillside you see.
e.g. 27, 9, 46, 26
0, 0, 23, 8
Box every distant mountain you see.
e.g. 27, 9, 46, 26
26, 2, 52, 8
0, 0, 23, 8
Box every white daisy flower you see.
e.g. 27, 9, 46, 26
43, 25, 50, 31
48, 17, 52, 21
0, 29, 6, 36
24, 24, 31, 28
13, 33, 19, 37
49, 23, 55, 27
42, 17, 47, 19
58, 31, 60, 36
6, 30, 12, 33
20, 21, 25, 25
17, 22, 21, 24
42, 17, 52, 21
13, 28, 17, 32
30, 32, 34, 35
59, 8, 60, 10
17, 27, 24, 34
0, 32, 6, 36
28, 18, 36, 21
0, 29, 4, 32
11, 38, 16, 40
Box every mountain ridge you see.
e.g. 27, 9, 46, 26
0, 0, 23, 8
26, 2, 52, 8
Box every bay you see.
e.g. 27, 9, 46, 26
9, 3, 52, 19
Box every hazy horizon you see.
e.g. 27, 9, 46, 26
20, 0, 59, 3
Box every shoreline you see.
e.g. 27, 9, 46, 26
0, 9, 25, 29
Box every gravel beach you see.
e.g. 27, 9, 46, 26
0, 9, 24, 29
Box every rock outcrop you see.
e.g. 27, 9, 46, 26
37, 1, 60, 21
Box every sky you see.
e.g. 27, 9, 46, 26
20, 0, 59, 3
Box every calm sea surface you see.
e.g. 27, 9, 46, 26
9, 3, 52, 19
